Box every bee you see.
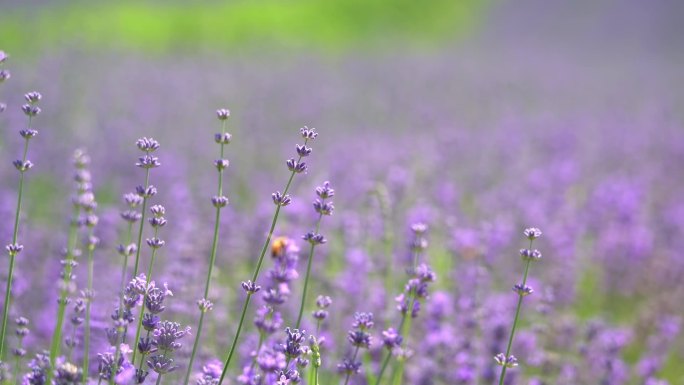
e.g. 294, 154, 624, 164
271, 236, 290, 258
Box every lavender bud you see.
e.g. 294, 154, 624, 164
212, 195, 229, 208
136, 137, 160, 152
121, 210, 142, 223
214, 159, 229, 171
19, 129, 38, 139
216, 109, 230, 120
142, 314, 160, 332
337, 359, 361, 375
286, 158, 307, 173
519, 249, 542, 261
299, 126, 318, 140
352, 312, 374, 330
523, 227, 542, 240
197, 298, 214, 313
312, 200, 334, 216
124, 193, 144, 207
272, 191, 291, 206
315, 181, 334, 199
214, 132, 232, 144
0, 103, 5, 113
494, 353, 518, 368
513, 284, 534, 296
24, 91, 42, 104
382, 328, 403, 349
0, 70, 9, 83
302, 232, 326, 245
6, 243, 23, 256
147, 354, 177, 374
296, 144, 312, 157
21, 104, 40, 116
315, 295, 332, 309
136, 185, 157, 198
241, 280, 261, 294
0, 51, 6, 63
146, 237, 165, 249
117, 243, 137, 257
149, 217, 167, 228
12, 348, 26, 357
136, 155, 161, 169
13, 159, 33, 172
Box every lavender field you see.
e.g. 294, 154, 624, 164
0, 1, 683, 384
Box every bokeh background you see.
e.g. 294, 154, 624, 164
1, 0, 683, 384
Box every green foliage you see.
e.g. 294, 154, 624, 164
0, 0, 488, 54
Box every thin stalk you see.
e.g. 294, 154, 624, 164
342, 347, 360, 385
497, 245, 533, 385
218, 141, 309, 385
136, 330, 151, 374
0, 134, 31, 359
183, 120, 228, 385
48, 205, 81, 382
155, 373, 163, 385
108, 222, 134, 385
13, 338, 24, 385
67, 322, 77, 362
132, 167, 151, 277
82, 226, 96, 383
131, 226, 160, 365
295, 214, 323, 329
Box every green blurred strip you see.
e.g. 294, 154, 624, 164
1, 0, 489, 54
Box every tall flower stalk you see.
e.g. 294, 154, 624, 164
182, 108, 232, 385
495, 227, 543, 385
339, 312, 374, 385
295, 181, 334, 330
0, 51, 9, 116
217, 126, 318, 385
0, 91, 40, 360
374, 223, 435, 385
81, 181, 100, 382
131, 205, 167, 365
48, 148, 96, 381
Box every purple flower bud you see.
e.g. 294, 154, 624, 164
315, 181, 334, 199
146, 237, 165, 249
519, 248, 542, 261
214, 159, 229, 171
6, 243, 23, 256
214, 132, 232, 144
136, 137, 160, 152
147, 354, 177, 374
13, 159, 33, 172
21, 104, 40, 116
136, 155, 161, 169
286, 158, 307, 173
24, 91, 42, 104
523, 227, 542, 240
494, 353, 518, 368
142, 313, 160, 332
136, 185, 157, 198
302, 232, 326, 245
315, 295, 332, 309
299, 126, 318, 140
272, 191, 291, 206
337, 359, 361, 375
197, 298, 214, 313
513, 283, 534, 296
212, 195, 229, 208
216, 108, 230, 120
0, 51, 7, 63
150, 204, 165, 217
313, 199, 334, 216
352, 312, 374, 330
382, 328, 403, 349
124, 192, 144, 207
149, 217, 167, 228
296, 144, 312, 157
241, 280, 261, 294
0, 70, 9, 83
19, 129, 38, 139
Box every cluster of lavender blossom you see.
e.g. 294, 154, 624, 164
0, 46, 682, 385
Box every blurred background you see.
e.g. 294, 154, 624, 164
0, 0, 683, 383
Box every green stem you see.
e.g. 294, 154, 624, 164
342, 347, 360, 385
497, 240, 534, 385
155, 373, 163, 385
218, 141, 308, 384
0, 134, 31, 360
82, 226, 96, 383
183, 120, 228, 385
131, 226, 160, 365
13, 338, 23, 385
295, 214, 323, 329
132, 167, 151, 277
109, 222, 134, 385
48, 205, 81, 382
